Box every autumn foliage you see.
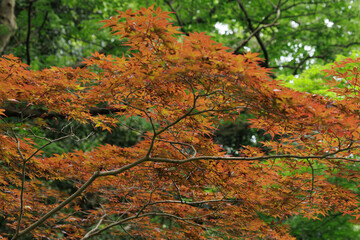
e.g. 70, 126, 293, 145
2, 6, 360, 239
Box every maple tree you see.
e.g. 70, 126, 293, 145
2, 6, 360, 239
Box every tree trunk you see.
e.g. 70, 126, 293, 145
0, 0, 17, 54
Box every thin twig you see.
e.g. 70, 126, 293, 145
82, 207, 107, 239
306, 159, 315, 203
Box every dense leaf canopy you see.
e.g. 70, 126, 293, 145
2, 3, 360, 240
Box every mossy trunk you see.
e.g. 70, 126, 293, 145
0, 0, 17, 53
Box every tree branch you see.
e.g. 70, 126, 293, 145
164, 0, 189, 36
11, 132, 26, 240
14, 171, 101, 238
11, 130, 75, 239
235, 0, 281, 68
26, 0, 34, 65
12, 142, 359, 238
292, 54, 327, 75
147, 147, 360, 164
81, 210, 214, 239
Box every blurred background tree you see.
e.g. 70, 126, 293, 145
3, 0, 360, 74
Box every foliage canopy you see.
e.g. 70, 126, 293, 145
2, 6, 360, 239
